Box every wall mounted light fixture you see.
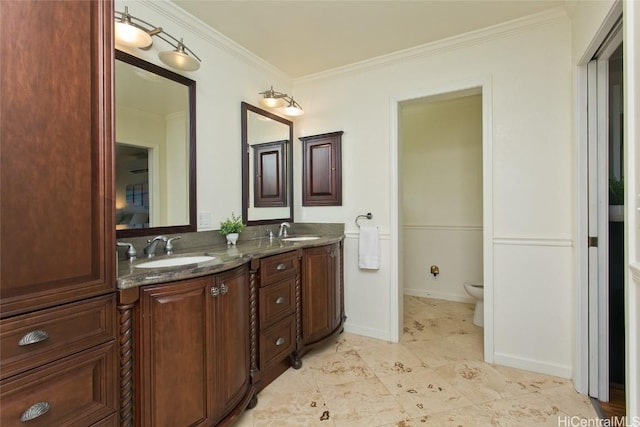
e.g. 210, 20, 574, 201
114, 7, 201, 72
259, 86, 304, 116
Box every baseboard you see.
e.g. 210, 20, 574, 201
343, 323, 395, 342
494, 352, 572, 379
404, 288, 474, 304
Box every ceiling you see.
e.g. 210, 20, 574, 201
171, 0, 567, 78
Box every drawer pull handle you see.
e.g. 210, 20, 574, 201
20, 401, 50, 422
18, 330, 49, 346
210, 286, 220, 297
275, 296, 285, 304
220, 283, 229, 295
275, 337, 286, 346
275, 263, 286, 271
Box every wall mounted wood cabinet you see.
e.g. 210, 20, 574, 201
0, 1, 117, 425
299, 132, 343, 206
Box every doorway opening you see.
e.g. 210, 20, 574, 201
399, 90, 483, 308
390, 79, 493, 361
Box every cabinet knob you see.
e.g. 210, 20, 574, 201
20, 401, 51, 422
18, 330, 49, 346
275, 337, 286, 346
275, 296, 285, 305
210, 286, 220, 297
275, 263, 286, 271
220, 283, 229, 295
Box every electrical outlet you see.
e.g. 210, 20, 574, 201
198, 211, 211, 228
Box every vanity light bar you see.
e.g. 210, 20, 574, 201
114, 7, 201, 72
259, 86, 304, 116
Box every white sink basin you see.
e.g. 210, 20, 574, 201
135, 256, 215, 269
281, 236, 320, 242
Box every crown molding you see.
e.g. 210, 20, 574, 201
140, 0, 291, 82
295, 6, 569, 84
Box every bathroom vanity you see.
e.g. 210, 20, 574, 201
116, 232, 345, 426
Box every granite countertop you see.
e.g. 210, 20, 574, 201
116, 234, 344, 289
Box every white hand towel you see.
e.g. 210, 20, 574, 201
358, 225, 381, 270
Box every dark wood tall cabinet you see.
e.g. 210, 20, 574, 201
0, 0, 117, 425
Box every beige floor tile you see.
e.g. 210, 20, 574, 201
539, 382, 599, 420
434, 360, 512, 404
378, 366, 474, 418
403, 335, 481, 368
387, 404, 501, 426
479, 392, 567, 427
355, 339, 426, 378
401, 316, 445, 342
307, 349, 376, 388
236, 296, 597, 427
320, 377, 409, 427
250, 388, 331, 425
258, 364, 318, 396
492, 364, 570, 396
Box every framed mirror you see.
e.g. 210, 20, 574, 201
115, 50, 196, 238
241, 102, 293, 225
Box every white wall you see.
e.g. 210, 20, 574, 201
401, 95, 483, 302
294, 9, 574, 376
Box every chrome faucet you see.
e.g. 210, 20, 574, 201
165, 236, 181, 255
278, 222, 290, 238
116, 242, 137, 262
144, 236, 168, 258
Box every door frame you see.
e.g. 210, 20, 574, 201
389, 76, 494, 361
574, 2, 623, 397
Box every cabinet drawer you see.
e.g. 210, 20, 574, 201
259, 277, 296, 327
259, 315, 296, 368
0, 294, 117, 379
0, 341, 118, 427
260, 251, 299, 286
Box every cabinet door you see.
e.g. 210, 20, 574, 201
0, 0, 114, 318
301, 244, 340, 345
300, 131, 343, 206
139, 277, 214, 427
213, 266, 251, 421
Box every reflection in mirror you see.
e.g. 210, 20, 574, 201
115, 50, 196, 238
242, 102, 293, 225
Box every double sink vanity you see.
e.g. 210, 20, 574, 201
0, 3, 345, 425
115, 225, 345, 427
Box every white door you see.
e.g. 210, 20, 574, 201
586, 21, 622, 402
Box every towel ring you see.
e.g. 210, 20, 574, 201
355, 212, 373, 227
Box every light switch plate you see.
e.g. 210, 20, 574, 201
198, 211, 211, 228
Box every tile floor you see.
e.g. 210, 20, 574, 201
235, 296, 598, 426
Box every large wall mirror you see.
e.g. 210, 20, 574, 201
241, 102, 293, 225
115, 50, 197, 238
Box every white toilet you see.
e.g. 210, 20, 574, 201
463, 282, 484, 327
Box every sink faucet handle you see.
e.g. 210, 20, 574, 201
165, 236, 181, 255
116, 242, 137, 261
278, 222, 291, 238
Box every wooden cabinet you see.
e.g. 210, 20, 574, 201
0, 296, 118, 426
299, 243, 345, 350
256, 251, 300, 389
0, 0, 114, 318
133, 265, 254, 427
0, 1, 116, 425
299, 131, 343, 206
